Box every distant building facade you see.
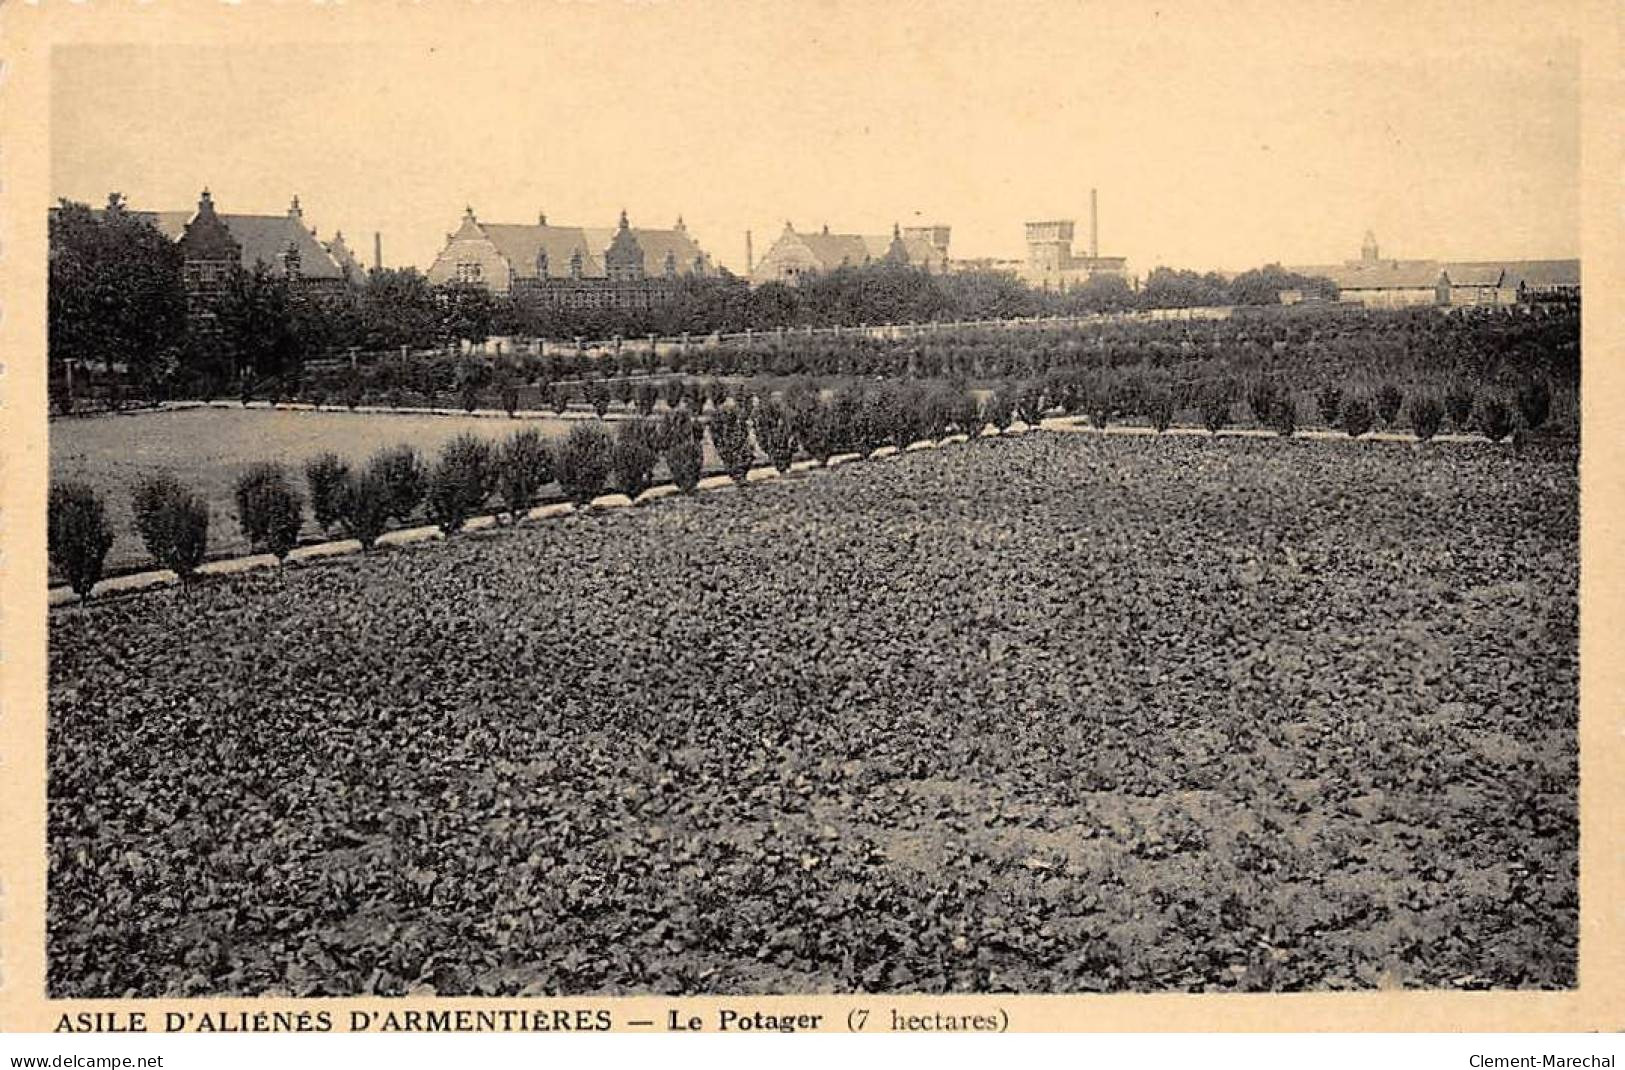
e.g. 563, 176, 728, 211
58, 191, 356, 286
1017, 190, 1129, 290
171, 190, 357, 328
1289, 232, 1579, 309
425, 207, 713, 311
751, 222, 950, 285
51, 190, 361, 332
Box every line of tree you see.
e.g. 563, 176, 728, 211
50, 195, 1348, 407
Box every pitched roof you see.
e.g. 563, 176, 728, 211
325, 232, 369, 283
795, 231, 873, 270
70, 197, 349, 280
1488, 259, 1580, 289
1440, 262, 1507, 287
221, 214, 346, 279
788, 229, 943, 272
479, 221, 708, 280
1287, 260, 1445, 290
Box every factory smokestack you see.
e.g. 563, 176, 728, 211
745, 229, 754, 275
1090, 188, 1099, 260
373, 231, 383, 272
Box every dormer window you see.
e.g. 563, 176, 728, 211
456, 261, 482, 284
569, 249, 584, 280
664, 251, 678, 278
536, 249, 549, 278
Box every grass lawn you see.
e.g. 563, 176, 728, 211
48, 432, 1578, 997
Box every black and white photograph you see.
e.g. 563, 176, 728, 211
12, 0, 1604, 1030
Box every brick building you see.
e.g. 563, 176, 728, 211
750, 222, 951, 285
425, 207, 713, 310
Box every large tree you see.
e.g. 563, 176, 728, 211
357, 268, 441, 352
216, 263, 301, 384
48, 195, 188, 393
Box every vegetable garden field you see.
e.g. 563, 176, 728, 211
48, 431, 1578, 997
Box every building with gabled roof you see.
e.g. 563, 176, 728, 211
425, 206, 713, 311
324, 230, 369, 287
757, 221, 950, 283
172, 190, 349, 284
1288, 233, 1578, 309
750, 222, 950, 285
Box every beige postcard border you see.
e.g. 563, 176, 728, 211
1, 0, 1620, 1034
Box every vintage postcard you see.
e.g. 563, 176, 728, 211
1, 0, 1620, 1040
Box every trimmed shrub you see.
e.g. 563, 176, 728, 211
460, 378, 481, 413
1271, 396, 1297, 438
787, 390, 829, 461
830, 387, 866, 454
546, 381, 570, 415
1089, 404, 1110, 430
753, 397, 798, 472
428, 433, 494, 533
706, 379, 729, 410
1518, 379, 1552, 431
1480, 397, 1515, 443
1445, 383, 1475, 430
657, 407, 703, 453
1409, 394, 1445, 442
1199, 389, 1231, 434
499, 379, 520, 417
373, 445, 428, 523
584, 378, 612, 419
1147, 389, 1175, 433
496, 427, 553, 520
343, 376, 363, 411
1043, 370, 1079, 415
1374, 382, 1404, 427
685, 380, 709, 412
984, 387, 1014, 432
1246, 378, 1280, 426
1015, 380, 1046, 426
662, 378, 686, 412
234, 463, 304, 561
664, 422, 703, 493
858, 384, 911, 451
1315, 385, 1342, 427
555, 422, 614, 504
337, 465, 391, 551
1341, 395, 1374, 439
709, 404, 756, 482
951, 390, 982, 438
304, 453, 349, 533
634, 381, 659, 417
48, 482, 114, 598
611, 420, 661, 498
909, 386, 942, 442
132, 475, 209, 584
612, 377, 635, 408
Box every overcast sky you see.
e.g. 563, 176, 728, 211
49, 0, 1581, 276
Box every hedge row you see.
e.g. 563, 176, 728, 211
257, 304, 1574, 405
48, 374, 1554, 600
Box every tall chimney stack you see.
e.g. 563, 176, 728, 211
373, 231, 382, 272
1090, 188, 1099, 260
746, 229, 754, 275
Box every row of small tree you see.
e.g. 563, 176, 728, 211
47, 373, 1555, 600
